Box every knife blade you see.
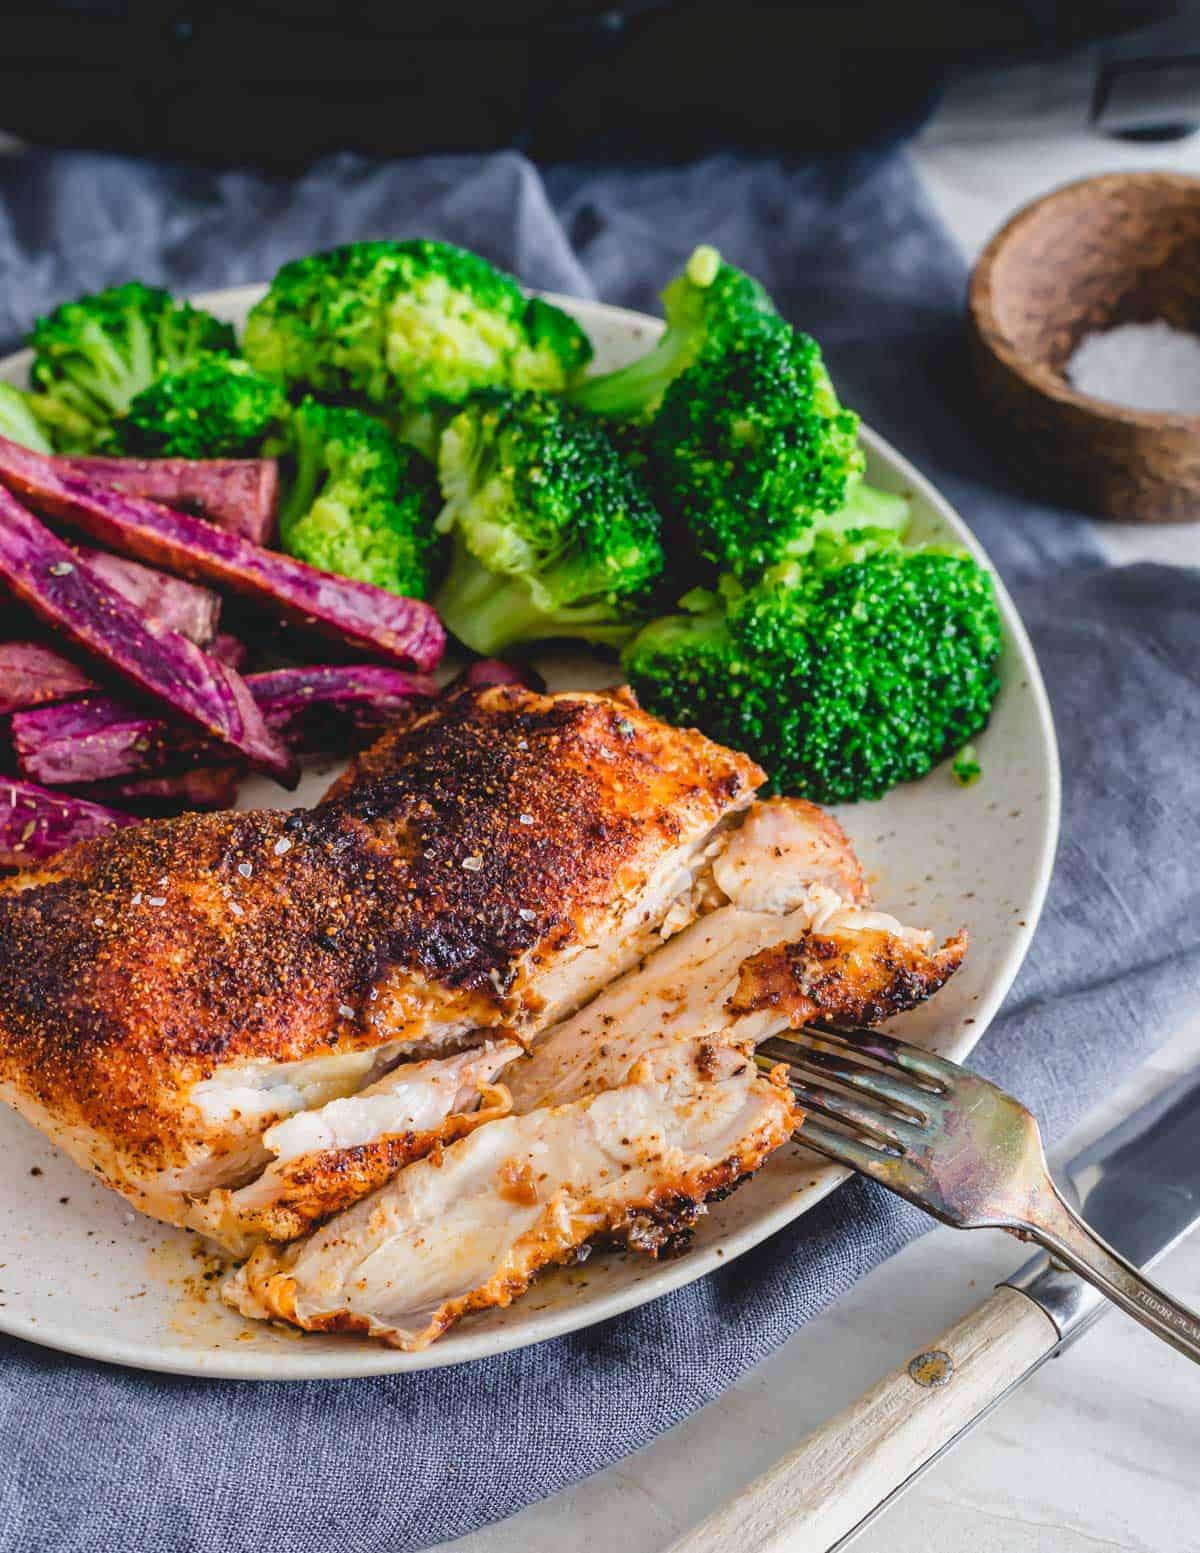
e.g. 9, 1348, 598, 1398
665, 1065, 1200, 1553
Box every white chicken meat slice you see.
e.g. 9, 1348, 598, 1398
225, 1042, 796, 1349
506, 882, 959, 1115
191, 1042, 520, 1253
711, 797, 868, 914
506, 903, 810, 1113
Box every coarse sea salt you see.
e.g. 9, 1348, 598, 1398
1066, 320, 1200, 414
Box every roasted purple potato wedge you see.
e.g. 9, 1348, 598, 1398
0, 484, 295, 785
0, 437, 444, 671
0, 777, 137, 867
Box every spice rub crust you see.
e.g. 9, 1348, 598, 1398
0, 685, 761, 1170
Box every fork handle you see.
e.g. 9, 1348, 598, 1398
663, 1286, 1058, 1553
1023, 1182, 1200, 1362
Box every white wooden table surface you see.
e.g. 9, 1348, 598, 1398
437, 48, 1200, 1553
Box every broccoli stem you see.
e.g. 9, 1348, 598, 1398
0, 385, 52, 455
393, 407, 443, 460
277, 413, 326, 543
563, 328, 696, 420
25, 392, 97, 454
435, 537, 639, 656
78, 312, 156, 415
789, 480, 910, 559
821, 481, 910, 538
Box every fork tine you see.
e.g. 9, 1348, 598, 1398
760, 1037, 935, 1122
772, 1068, 918, 1151
796, 1115, 957, 1224
790, 1115, 900, 1175
808, 1021, 957, 1088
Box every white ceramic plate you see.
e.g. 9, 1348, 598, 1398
0, 289, 1059, 1379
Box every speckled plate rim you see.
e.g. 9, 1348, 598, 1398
0, 289, 1060, 1379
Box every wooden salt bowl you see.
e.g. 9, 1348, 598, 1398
968, 171, 1200, 523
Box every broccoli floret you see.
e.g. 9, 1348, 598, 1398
277, 398, 440, 599
623, 535, 1002, 804
0, 383, 53, 454
105, 356, 286, 459
433, 390, 665, 654
242, 240, 593, 450
28, 281, 235, 450
649, 321, 867, 577
565, 245, 778, 420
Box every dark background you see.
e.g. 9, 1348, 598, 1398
0, 1, 1190, 168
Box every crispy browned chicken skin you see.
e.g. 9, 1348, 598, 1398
0, 685, 760, 1226
729, 928, 969, 1029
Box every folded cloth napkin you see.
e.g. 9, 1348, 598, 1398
1, 147, 1198, 1553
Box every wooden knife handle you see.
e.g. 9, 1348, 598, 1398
665, 1286, 1058, 1553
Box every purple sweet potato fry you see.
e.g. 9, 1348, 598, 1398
207, 632, 249, 670
13, 665, 435, 785
0, 437, 444, 671
0, 483, 296, 785
0, 641, 95, 715
11, 696, 204, 785
251, 665, 437, 756
74, 765, 242, 814
61, 455, 279, 545
0, 777, 137, 867
458, 657, 546, 692
73, 544, 220, 645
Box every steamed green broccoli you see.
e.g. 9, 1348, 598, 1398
242, 240, 593, 453
622, 533, 1002, 804
648, 321, 870, 577
278, 398, 440, 599
105, 356, 286, 458
28, 282, 236, 450
565, 245, 778, 420
0, 383, 53, 454
433, 390, 665, 655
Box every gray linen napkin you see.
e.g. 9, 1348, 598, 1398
0, 147, 1198, 1553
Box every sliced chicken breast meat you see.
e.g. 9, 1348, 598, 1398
227, 862, 966, 1348
711, 797, 868, 913
226, 1041, 797, 1349
198, 801, 879, 1252
505, 888, 965, 1116
189, 1041, 521, 1254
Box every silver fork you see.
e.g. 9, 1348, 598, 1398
759, 1022, 1200, 1362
